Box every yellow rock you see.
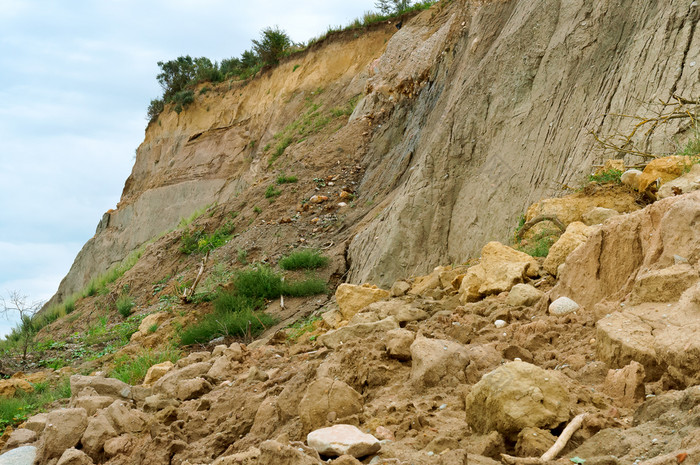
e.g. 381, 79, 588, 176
459, 242, 540, 304
638, 155, 693, 194
595, 159, 625, 175
543, 222, 595, 276
143, 361, 175, 386
335, 283, 390, 320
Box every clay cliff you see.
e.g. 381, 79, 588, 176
50, 0, 700, 303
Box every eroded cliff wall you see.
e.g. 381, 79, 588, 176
52, 0, 700, 302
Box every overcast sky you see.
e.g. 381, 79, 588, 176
0, 0, 381, 337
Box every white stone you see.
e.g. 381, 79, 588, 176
307, 424, 381, 458
549, 296, 580, 315
494, 319, 507, 328
0, 446, 36, 465
620, 169, 642, 191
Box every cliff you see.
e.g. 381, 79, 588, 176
52, 0, 700, 302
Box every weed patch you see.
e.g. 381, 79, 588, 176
0, 378, 71, 430
279, 249, 329, 270
588, 169, 622, 184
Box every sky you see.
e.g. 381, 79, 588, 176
0, 0, 380, 337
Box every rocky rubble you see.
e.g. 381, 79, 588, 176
3, 189, 700, 465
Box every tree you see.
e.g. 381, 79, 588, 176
1, 291, 42, 360
375, 0, 413, 15
252, 27, 292, 67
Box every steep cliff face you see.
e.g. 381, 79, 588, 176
53, 0, 700, 301
347, 0, 700, 285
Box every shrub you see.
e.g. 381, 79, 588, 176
252, 27, 292, 67
147, 98, 165, 122
63, 296, 75, 314
116, 295, 134, 318
279, 249, 329, 270
109, 349, 181, 385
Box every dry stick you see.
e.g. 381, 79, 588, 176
280, 276, 285, 310
500, 413, 587, 465
182, 251, 210, 302
540, 413, 587, 461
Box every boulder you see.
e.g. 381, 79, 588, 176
620, 169, 642, 191
410, 335, 469, 389
526, 191, 639, 226
152, 361, 212, 397
596, 311, 661, 380
23, 413, 47, 434
307, 424, 380, 458
106, 400, 148, 434
36, 408, 88, 462
602, 361, 646, 407
2, 428, 36, 451
319, 317, 399, 349
207, 344, 245, 382
408, 267, 444, 297
506, 284, 543, 307
638, 155, 692, 194
142, 361, 174, 386
175, 351, 211, 368
548, 296, 580, 315
70, 395, 115, 417
69, 375, 131, 400
0, 379, 32, 398
56, 447, 94, 465
464, 361, 571, 439
459, 242, 540, 303
365, 300, 429, 324
80, 411, 117, 458
177, 377, 212, 400
103, 434, 134, 458
386, 328, 415, 361
582, 207, 619, 226
390, 280, 411, 297
658, 163, 700, 198
129, 312, 170, 343
551, 190, 700, 310
299, 378, 363, 431
335, 284, 390, 320
321, 308, 345, 329
256, 440, 321, 465
627, 263, 698, 305
0, 446, 36, 465
543, 222, 594, 276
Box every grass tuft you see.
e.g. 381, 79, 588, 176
279, 249, 329, 270
109, 349, 181, 385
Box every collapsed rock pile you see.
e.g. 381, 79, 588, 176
3, 184, 700, 465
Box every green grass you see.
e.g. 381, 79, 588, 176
265, 185, 282, 198
276, 174, 298, 184
588, 168, 622, 184
179, 308, 275, 346
518, 230, 558, 258
282, 278, 328, 297
213, 293, 264, 314
279, 249, 329, 270
116, 294, 135, 318
180, 220, 235, 254
0, 378, 71, 430
109, 349, 181, 385
676, 132, 700, 157
233, 265, 284, 299
253, 206, 262, 214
